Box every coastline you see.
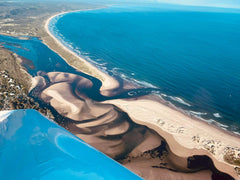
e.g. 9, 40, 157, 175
42, 10, 240, 179
43, 9, 120, 96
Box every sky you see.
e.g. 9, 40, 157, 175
1, 0, 240, 9
151, 0, 240, 8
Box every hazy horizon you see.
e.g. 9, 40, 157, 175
1, 0, 240, 9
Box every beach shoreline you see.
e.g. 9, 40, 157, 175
42, 10, 240, 179
43, 9, 120, 96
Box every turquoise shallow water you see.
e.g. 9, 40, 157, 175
50, 4, 240, 133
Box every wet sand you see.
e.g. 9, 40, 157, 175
35, 11, 240, 179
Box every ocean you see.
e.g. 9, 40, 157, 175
50, 4, 240, 133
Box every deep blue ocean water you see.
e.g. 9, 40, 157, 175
50, 4, 240, 133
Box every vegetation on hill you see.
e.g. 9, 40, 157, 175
0, 48, 31, 90
0, 2, 100, 37
0, 48, 53, 119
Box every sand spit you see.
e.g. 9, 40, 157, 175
38, 10, 240, 179
43, 11, 119, 96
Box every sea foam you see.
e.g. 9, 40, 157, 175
169, 96, 191, 107
213, 113, 222, 118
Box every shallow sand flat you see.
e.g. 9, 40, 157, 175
36, 71, 162, 159
42, 83, 85, 119
104, 98, 240, 178
41, 81, 107, 121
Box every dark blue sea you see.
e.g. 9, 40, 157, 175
50, 4, 240, 133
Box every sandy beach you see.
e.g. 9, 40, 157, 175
39, 10, 240, 179
43, 10, 120, 96
104, 98, 240, 178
